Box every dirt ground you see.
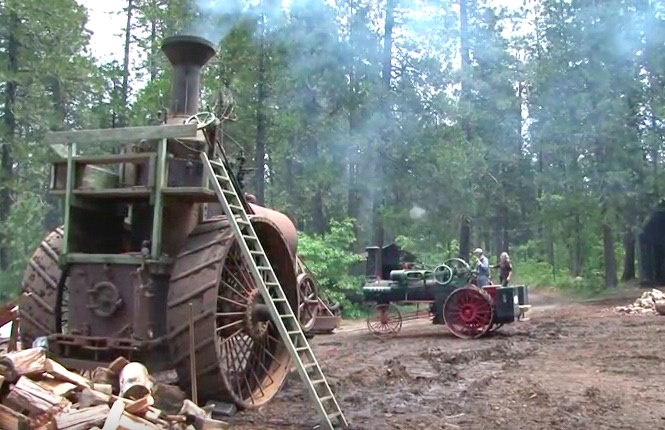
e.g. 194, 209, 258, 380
228, 289, 665, 430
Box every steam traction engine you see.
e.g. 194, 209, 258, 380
18, 35, 335, 410
361, 244, 530, 338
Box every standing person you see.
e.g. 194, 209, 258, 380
492, 252, 513, 286
473, 248, 491, 287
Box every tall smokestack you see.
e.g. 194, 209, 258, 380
161, 35, 217, 117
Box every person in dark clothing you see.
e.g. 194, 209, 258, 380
492, 252, 513, 286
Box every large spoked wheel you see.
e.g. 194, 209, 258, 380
443, 286, 494, 339
296, 273, 319, 332
433, 264, 454, 285
168, 216, 299, 409
366, 303, 402, 336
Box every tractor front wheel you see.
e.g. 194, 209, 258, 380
366, 303, 402, 336
443, 286, 493, 339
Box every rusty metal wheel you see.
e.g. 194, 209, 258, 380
443, 286, 493, 339
168, 215, 298, 409
297, 273, 318, 332
366, 303, 402, 335
19, 227, 69, 347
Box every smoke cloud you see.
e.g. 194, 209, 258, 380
409, 205, 426, 220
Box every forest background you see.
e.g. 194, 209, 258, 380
1, 0, 663, 313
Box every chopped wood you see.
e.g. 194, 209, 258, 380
125, 394, 154, 415
4, 376, 70, 415
54, 404, 110, 430
92, 383, 113, 395
34, 378, 77, 397
44, 359, 91, 389
117, 411, 162, 430
91, 367, 117, 389
102, 400, 125, 430
0, 348, 46, 382
108, 357, 130, 375
0, 402, 30, 430
0, 352, 204, 429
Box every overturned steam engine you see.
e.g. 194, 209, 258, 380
18, 34, 338, 409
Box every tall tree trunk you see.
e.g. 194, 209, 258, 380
622, 226, 636, 281
347, 70, 361, 245
602, 218, 618, 288
254, 17, 267, 204
458, 0, 472, 260
120, 0, 134, 127
0, 10, 19, 271
149, 0, 158, 82
372, 0, 395, 264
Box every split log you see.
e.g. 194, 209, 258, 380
125, 395, 154, 415
45, 359, 91, 388
4, 376, 70, 415
102, 399, 156, 430
0, 348, 47, 382
0, 402, 30, 430
91, 367, 116, 388
119, 362, 153, 400
34, 378, 76, 397
108, 357, 130, 375
92, 383, 113, 395
54, 404, 110, 430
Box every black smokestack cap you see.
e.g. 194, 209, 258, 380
161, 35, 217, 117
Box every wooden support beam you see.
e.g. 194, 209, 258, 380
46, 124, 198, 146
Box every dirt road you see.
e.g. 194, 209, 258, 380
229, 290, 665, 429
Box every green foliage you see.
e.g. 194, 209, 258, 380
296, 219, 364, 315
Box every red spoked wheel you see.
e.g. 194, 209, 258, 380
443, 286, 494, 339
366, 304, 402, 336
296, 273, 319, 332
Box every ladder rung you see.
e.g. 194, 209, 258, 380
280, 314, 296, 319
304, 363, 317, 370
287, 330, 300, 335
327, 412, 342, 419
229, 204, 243, 211
320, 396, 333, 403
242, 235, 258, 241
257, 266, 271, 271
311, 379, 326, 385
296, 346, 309, 352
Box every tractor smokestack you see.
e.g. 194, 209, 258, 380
161, 35, 217, 117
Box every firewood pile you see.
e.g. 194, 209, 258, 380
0, 347, 229, 430
614, 289, 665, 315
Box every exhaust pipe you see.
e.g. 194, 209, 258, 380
161, 35, 217, 117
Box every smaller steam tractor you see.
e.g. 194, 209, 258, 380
361, 244, 530, 338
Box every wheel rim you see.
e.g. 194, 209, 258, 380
443, 286, 493, 339
366, 304, 402, 335
433, 264, 454, 285
216, 242, 290, 408
443, 258, 471, 277
296, 273, 318, 331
